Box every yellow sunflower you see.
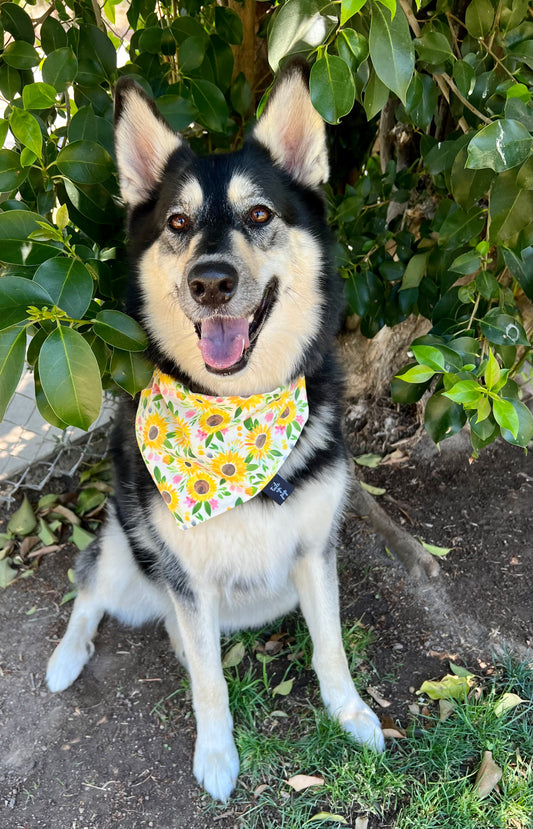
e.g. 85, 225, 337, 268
276, 399, 297, 426
158, 482, 180, 512
235, 393, 265, 412
210, 450, 248, 485
244, 423, 273, 460
173, 457, 202, 476
198, 408, 232, 434
168, 416, 190, 447
143, 412, 168, 450
186, 469, 218, 502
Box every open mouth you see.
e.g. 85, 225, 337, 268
194, 279, 278, 375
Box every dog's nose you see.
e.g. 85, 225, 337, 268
187, 262, 239, 307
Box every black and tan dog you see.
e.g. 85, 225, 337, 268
47, 60, 384, 802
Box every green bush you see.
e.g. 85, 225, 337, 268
0, 0, 532, 453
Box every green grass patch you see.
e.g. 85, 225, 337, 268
202, 618, 533, 829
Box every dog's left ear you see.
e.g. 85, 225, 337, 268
114, 77, 184, 208
251, 59, 328, 189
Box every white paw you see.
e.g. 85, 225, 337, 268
46, 639, 94, 693
193, 733, 240, 802
338, 704, 385, 753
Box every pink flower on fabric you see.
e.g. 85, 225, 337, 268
172, 475, 183, 484
209, 498, 219, 509
265, 412, 274, 422
275, 423, 286, 433
296, 415, 304, 425
185, 410, 196, 418
196, 428, 207, 440
185, 496, 195, 508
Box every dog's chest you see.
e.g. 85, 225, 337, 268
151, 462, 348, 593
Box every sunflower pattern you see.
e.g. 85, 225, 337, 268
135, 368, 309, 529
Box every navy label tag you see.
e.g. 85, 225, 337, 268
263, 474, 294, 505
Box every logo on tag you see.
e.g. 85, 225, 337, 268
263, 474, 294, 505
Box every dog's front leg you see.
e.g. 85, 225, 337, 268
292, 550, 385, 752
167, 586, 239, 802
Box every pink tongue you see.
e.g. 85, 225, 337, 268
198, 317, 250, 370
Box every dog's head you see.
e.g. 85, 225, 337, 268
114, 61, 341, 396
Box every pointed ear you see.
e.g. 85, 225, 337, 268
114, 78, 183, 207
251, 60, 328, 189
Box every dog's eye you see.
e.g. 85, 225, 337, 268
249, 206, 272, 225
168, 214, 190, 232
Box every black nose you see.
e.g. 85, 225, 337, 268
187, 262, 239, 306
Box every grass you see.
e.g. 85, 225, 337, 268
193, 615, 533, 829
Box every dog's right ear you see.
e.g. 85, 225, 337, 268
114, 78, 183, 208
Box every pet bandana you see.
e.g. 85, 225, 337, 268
136, 368, 309, 529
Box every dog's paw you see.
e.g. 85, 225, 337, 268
46, 639, 94, 693
193, 734, 240, 802
338, 704, 385, 753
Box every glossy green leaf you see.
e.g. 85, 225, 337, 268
450, 147, 495, 210
178, 35, 207, 72
93, 310, 148, 351
156, 95, 197, 132
363, 66, 389, 119
453, 60, 475, 98
0, 149, 28, 192
42, 47, 78, 91
33, 257, 94, 318
479, 309, 529, 346
337, 29, 368, 71
214, 6, 243, 45
369, 1, 414, 104
1, 3, 35, 44
414, 31, 454, 65
110, 348, 153, 396
55, 141, 114, 185
40, 15, 68, 54
502, 247, 533, 300
492, 396, 519, 438
22, 82, 57, 110
9, 107, 42, 159
442, 380, 483, 405
450, 251, 481, 275
0, 324, 27, 420
0, 211, 62, 265
0, 276, 54, 329
190, 79, 229, 133
268, 0, 337, 72
466, 120, 532, 173
499, 399, 533, 447
38, 326, 102, 430
78, 23, 116, 81
405, 72, 438, 130
2, 42, 40, 70
310, 54, 355, 124
464, 0, 494, 38
424, 392, 467, 443
340, 0, 366, 26
489, 168, 533, 243
397, 364, 436, 382
475, 270, 499, 300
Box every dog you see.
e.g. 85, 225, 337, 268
46, 59, 384, 802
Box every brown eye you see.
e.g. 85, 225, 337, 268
249, 206, 272, 225
168, 214, 190, 231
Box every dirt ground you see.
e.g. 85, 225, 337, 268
1, 400, 532, 829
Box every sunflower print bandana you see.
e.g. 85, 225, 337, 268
135, 368, 309, 530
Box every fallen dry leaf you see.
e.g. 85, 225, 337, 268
355, 818, 369, 829
382, 727, 407, 739
474, 750, 502, 799
286, 774, 324, 792
439, 699, 455, 721
494, 692, 525, 718
309, 813, 347, 824
253, 783, 269, 798
366, 686, 392, 707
